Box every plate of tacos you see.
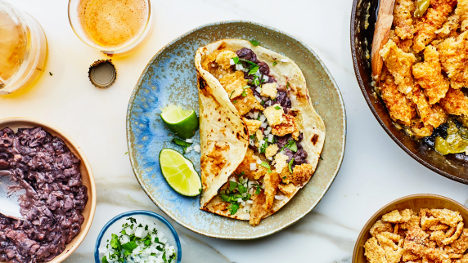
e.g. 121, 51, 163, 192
127, 21, 346, 239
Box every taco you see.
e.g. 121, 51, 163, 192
195, 39, 325, 226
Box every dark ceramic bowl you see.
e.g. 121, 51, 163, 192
350, 0, 468, 184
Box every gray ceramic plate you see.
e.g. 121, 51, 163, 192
126, 21, 346, 239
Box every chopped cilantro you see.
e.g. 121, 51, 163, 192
274, 105, 281, 110
320, 155, 323, 160
249, 135, 255, 140
250, 39, 260, 46
237, 171, 245, 176
238, 183, 247, 194
259, 140, 268, 154
233, 100, 238, 104
272, 61, 278, 66
229, 181, 237, 191
254, 184, 262, 195
122, 240, 138, 255
282, 140, 297, 153
260, 161, 272, 173
286, 82, 290, 89
249, 65, 259, 75
288, 158, 295, 173
102, 256, 109, 263
125, 152, 128, 155
229, 90, 235, 99
127, 217, 137, 224
260, 101, 265, 106
232, 56, 239, 64
282, 176, 287, 179
242, 90, 247, 97
228, 203, 239, 214
172, 138, 192, 154
242, 85, 250, 89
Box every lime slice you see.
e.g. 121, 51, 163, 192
160, 104, 199, 139
159, 148, 201, 196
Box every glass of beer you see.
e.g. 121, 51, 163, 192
0, 0, 48, 95
68, 0, 152, 56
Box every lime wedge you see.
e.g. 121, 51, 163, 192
160, 104, 199, 139
159, 148, 201, 196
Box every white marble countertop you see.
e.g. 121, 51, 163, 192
3, 0, 468, 262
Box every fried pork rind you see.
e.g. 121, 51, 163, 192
380, 71, 417, 126
430, 209, 463, 227
394, 0, 416, 40
220, 71, 248, 100
277, 183, 296, 196
234, 148, 267, 180
263, 172, 281, 211
412, 46, 450, 104
443, 222, 464, 245
365, 237, 388, 263
201, 48, 235, 79
390, 31, 414, 52
365, 232, 405, 263
383, 210, 405, 223
437, 32, 468, 90
289, 163, 314, 187
370, 220, 394, 237
244, 118, 262, 136
380, 40, 417, 94
412, 0, 457, 53
440, 89, 468, 116
409, 86, 448, 129
249, 191, 267, 226
451, 229, 468, 254
365, 208, 468, 263
435, 14, 460, 39
455, 0, 468, 31
271, 114, 300, 139
232, 88, 264, 116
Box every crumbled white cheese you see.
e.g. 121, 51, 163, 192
260, 83, 278, 99
274, 153, 289, 173
263, 105, 284, 126
265, 144, 278, 158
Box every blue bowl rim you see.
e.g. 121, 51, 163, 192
94, 210, 182, 263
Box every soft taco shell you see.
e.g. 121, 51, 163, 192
195, 39, 326, 222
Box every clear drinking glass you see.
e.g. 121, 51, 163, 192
68, 0, 153, 56
0, 0, 48, 95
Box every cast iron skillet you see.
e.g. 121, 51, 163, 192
350, 0, 468, 184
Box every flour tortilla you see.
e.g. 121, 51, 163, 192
195, 39, 326, 221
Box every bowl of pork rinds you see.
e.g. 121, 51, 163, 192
353, 194, 468, 263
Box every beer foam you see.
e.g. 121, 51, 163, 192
77, 0, 148, 48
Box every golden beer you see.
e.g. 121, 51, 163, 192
69, 0, 152, 55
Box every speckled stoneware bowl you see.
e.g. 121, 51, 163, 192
126, 21, 346, 239
351, 0, 468, 184
0, 117, 96, 263
352, 194, 468, 263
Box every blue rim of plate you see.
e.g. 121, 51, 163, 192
126, 20, 347, 239
94, 210, 182, 263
